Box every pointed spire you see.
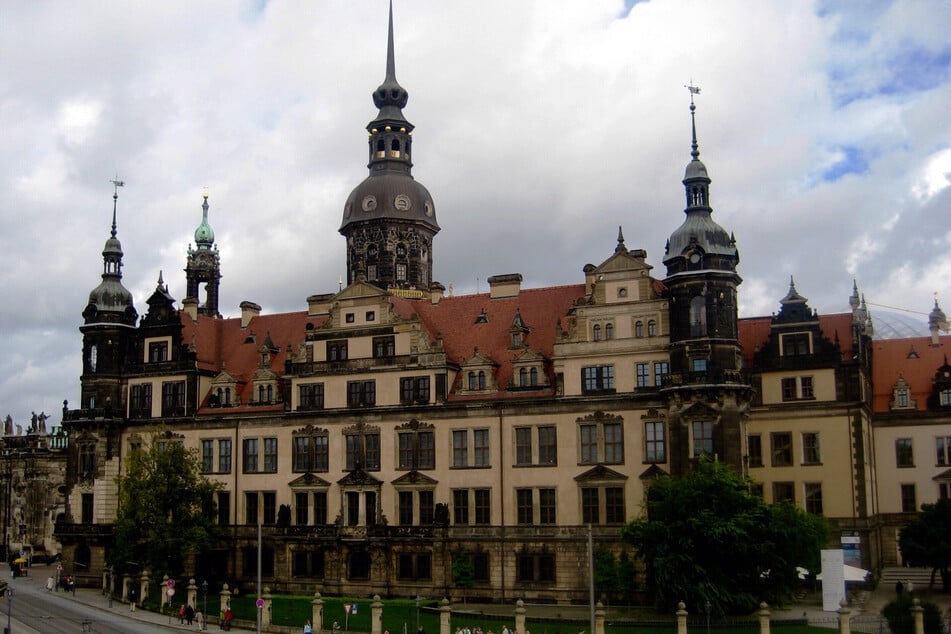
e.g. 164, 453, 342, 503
385, 0, 396, 83
195, 190, 215, 248
372, 0, 408, 117
687, 84, 701, 161
615, 226, 626, 253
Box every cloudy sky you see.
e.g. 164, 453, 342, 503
1, 0, 949, 427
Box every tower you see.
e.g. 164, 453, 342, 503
661, 90, 751, 474
339, 1, 439, 292
185, 193, 221, 317
79, 182, 138, 413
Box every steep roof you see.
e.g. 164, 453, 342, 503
738, 312, 855, 367
871, 335, 950, 412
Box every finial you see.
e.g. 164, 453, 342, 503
338, 276, 343, 292
685, 83, 701, 160
157, 270, 164, 286
202, 185, 209, 200
110, 176, 125, 238
615, 226, 626, 253
385, 0, 396, 82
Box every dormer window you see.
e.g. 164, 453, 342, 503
940, 388, 951, 407
148, 341, 169, 362
890, 376, 916, 410
513, 332, 522, 347
780, 333, 811, 356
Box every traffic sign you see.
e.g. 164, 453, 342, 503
256, 598, 265, 609
57, 564, 63, 572
167, 588, 175, 597
344, 602, 352, 614
167, 578, 175, 588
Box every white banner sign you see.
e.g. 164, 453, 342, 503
820, 549, 845, 612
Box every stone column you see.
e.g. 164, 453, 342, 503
837, 599, 851, 634
514, 599, 526, 634
372, 594, 384, 634
594, 601, 605, 634
220, 583, 232, 620
439, 598, 451, 634
121, 574, 130, 601
313, 591, 324, 634
188, 578, 198, 609
262, 586, 273, 627
161, 574, 170, 610
139, 570, 150, 608
911, 598, 923, 634
758, 602, 771, 634
676, 601, 688, 634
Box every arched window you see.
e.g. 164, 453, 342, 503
530, 367, 539, 386
267, 384, 274, 403
376, 139, 385, 152
520, 368, 528, 386
468, 372, 477, 390
478, 371, 486, 390
635, 321, 644, 337
605, 323, 614, 340
648, 320, 657, 336
258, 385, 265, 403
690, 296, 707, 336
224, 387, 232, 406
593, 324, 602, 341
391, 139, 400, 155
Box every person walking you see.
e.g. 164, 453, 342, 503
195, 608, 204, 631
129, 586, 137, 611
304, 619, 314, 633
185, 603, 195, 626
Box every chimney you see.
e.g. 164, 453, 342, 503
240, 300, 261, 328
181, 297, 198, 321
487, 273, 522, 300
430, 281, 446, 305
307, 293, 334, 317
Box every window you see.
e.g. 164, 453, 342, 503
654, 361, 669, 387
773, 482, 794, 503
161, 381, 186, 417
347, 380, 376, 407
396, 262, 407, 281
516, 489, 533, 524
296, 492, 309, 525
781, 378, 797, 401
517, 552, 556, 583
453, 489, 469, 524
400, 376, 430, 404
219, 439, 232, 473
217, 491, 230, 525
263, 438, 278, 472
538, 426, 556, 465
399, 492, 413, 525
243, 439, 259, 473
419, 490, 434, 525
580, 485, 625, 524
937, 437, 951, 466
201, 440, 214, 473
690, 296, 706, 336
747, 434, 763, 467
539, 488, 556, 524
802, 432, 820, 464
648, 320, 657, 336
636, 363, 650, 388
299, 383, 324, 410
606, 487, 625, 523
327, 340, 348, 361
81, 493, 94, 523
398, 428, 435, 470
515, 428, 532, 465
581, 488, 599, 524
692, 421, 713, 457
474, 429, 489, 466
263, 491, 276, 524
366, 311, 375, 322
313, 492, 328, 525
581, 425, 597, 464
373, 336, 395, 358
645, 421, 666, 463
474, 489, 490, 524
801, 376, 814, 399
635, 321, 644, 337
397, 553, 432, 581
781, 333, 810, 356
782, 376, 814, 401
294, 431, 329, 472
940, 389, 951, 406
604, 422, 623, 463
771, 432, 793, 466
605, 323, 614, 340
79, 443, 96, 476
579, 419, 624, 465
245, 492, 259, 524
130, 384, 152, 418
345, 430, 381, 470
452, 430, 468, 467
896, 438, 914, 467
581, 365, 614, 394
897, 389, 910, 408
900, 484, 917, 513
804, 483, 823, 515
148, 341, 168, 362
293, 550, 326, 578
593, 324, 602, 341
692, 358, 708, 372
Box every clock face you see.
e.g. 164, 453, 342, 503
424, 200, 434, 217
394, 194, 411, 211
362, 195, 377, 212
689, 253, 701, 264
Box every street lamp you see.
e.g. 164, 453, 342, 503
202, 580, 208, 631
6, 586, 12, 634
705, 600, 711, 634
415, 595, 421, 633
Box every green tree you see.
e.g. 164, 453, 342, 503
593, 545, 618, 599
110, 432, 222, 578
452, 549, 475, 602
621, 458, 827, 615
898, 498, 951, 591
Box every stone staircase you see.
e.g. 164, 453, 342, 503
879, 567, 935, 589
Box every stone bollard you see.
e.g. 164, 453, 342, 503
262, 586, 273, 627
595, 601, 605, 634
911, 598, 923, 634
122, 574, 130, 602
220, 583, 232, 620
758, 602, 771, 634
440, 598, 451, 634
313, 591, 324, 634
140, 570, 150, 609
837, 599, 851, 634
676, 601, 688, 634
188, 577, 198, 611
161, 574, 170, 610
515, 599, 526, 634
372, 594, 383, 634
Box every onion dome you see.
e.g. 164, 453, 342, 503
194, 193, 215, 248
85, 184, 137, 324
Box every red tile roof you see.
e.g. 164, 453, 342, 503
871, 335, 950, 412
738, 312, 855, 366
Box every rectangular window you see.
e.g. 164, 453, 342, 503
692, 358, 708, 372
645, 421, 666, 463
654, 361, 669, 387
781, 332, 810, 356
453, 489, 469, 525
419, 432, 435, 469
473, 553, 489, 581
373, 336, 395, 358
263, 491, 276, 525
747, 434, 763, 467
539, 488, 556, 524
936, 437, 951, 466
398, 431, 435, 470
245, 492, 259, 524
473, 429, 489, 466
346, 433, 380, 471
347, 380, 376, 407
538, 426, 557, 465
801, 376, 814, 399
580, 424, 598, 464
243, 438, 259, 473
398, 433, 414, 470
515, 427, 533, 465
896, 438, 914, 467
419, 490, 434, 525
299, 383, 324, 410
474, 489, 490, 525
771, 432, 793, 466
901, 484, 917, 512
692, 421, 713, 457
148, 341, 168, 362
400, 376, 431, 404
219, 439, 232, 473
346, 491, 359, 526
327, 340, 348, 361
81, 493, 94, 523
201, 440, 214, 473
604, 422, 623, 464
606, 487, 625, 523
802, 432, 820, 464
781, 377, 797, 401
452, 430, 468, 467
263, 437, 278, 472
516, 489, 533, 525
581, 488, 599, 524
636, 363, 650, 388
130, 384, 152, 418
581, 365, 615, 394
773, 482, 795, 503
217, 491, 230, 525
399, 491, 413, 525
296, 492, 309, 525
804, 483, 823, 515
313, 491, 328, 525
161, 381, 186, 417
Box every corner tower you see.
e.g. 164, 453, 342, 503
661, 89, 751, 475
185, 192, 221, 317
339, 1, 439, 292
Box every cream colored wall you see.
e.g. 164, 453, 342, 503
873, 423, 951, 513
126, 374, 189, 417
760, 368, 837, 404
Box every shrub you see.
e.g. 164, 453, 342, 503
881, 594, 943, 634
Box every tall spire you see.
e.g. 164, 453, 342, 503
687, 84, 700, 161
84, 179, 136, 323
372, 0, 409, 121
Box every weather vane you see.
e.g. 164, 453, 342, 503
685, 82, 701, 105
110, 175, 125, 197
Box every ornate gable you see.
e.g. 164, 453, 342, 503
574, 464, 628, 483
337, 469, 383, 487
392, 470, 438, 486
288, 473, 331, 488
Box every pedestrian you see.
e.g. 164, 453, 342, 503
195, 608, 204, 631
46, 576, 55, 592
333, 620, 341, 634
185, 603, 195, 625
129, 586, 137, 611
224, 607, 233, 630
896, 580, 904, 595
179, 603, 186, 624
304, 619, 314, 633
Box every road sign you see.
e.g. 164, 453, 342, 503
57, 564, 62, 572
256, 598, 265, 609
344, 602, 352, 614
167, 578, 175, 588
167, 588, 175, 597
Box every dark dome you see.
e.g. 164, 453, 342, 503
340, 172, 438, 232
664, 210, 735, 263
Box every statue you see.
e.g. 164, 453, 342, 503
15, 424, 22, 436
31, 411, 38, 433
3, 415, 11, 436
37, 412, 49, 434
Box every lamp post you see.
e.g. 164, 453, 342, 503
705, 600, 711, 634
6, 586, 12, 634
202, 580, 208, 631
415, 595, 420, 633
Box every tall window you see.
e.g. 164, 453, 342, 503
399, 492, 414, 525
263, 438, 278, 472
299, 383, 324, 410
243, 439, 259, 473
474, 429, 489, 466
538, 426, 557, 465
747, 435, 762, 467
654, 361, 669, 387
604, 422, 623, 463
294, 431, 329, 472
645, 421, 666, 463
804, 483, 823, 514
539, 488, 556, 524
635, 321, 644, 337
453, 489, 469, 525
515, 427, 532, 465
130, 384, 152, 418
593, 324, 602, 341
605, 323, 614, 339
940, 389, 951, 406
296, 492, 309, 525
345, 430, 381, 470
647, 320, 657, 336
217, 491, 230, 525
692, 421, 713, 457
398, 429, 435, 470
201, 440, 214, 473
219, 439, 232, 473
802, 432, 820, 464
937, 437, 951, 466
771, 432, 793, 466
636, 363, 650, 388
400, 377, 430, 404
474, 489, 490, 524
896, 438, 914, 467
79, 443, 96, 476
347, 380, 376, 407
581, 488, 599, 523
263, 491, 277, 524
605, 487, 625, 523
161, 381, 186, 417
690, 296, 706, 336
245, 492, 259, 524
452, 430, 468, 468
581, 365, 615, 394
313, 491, 328, 525
900, 484, 917, 512
81, 493, 94, 523
516, 489, 533, 524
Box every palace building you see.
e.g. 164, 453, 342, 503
46, 6, 950, 602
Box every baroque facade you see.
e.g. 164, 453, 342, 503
47, 7, 950, 603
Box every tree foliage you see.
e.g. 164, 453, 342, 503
882, 594, 944, 634
110, 433, 222, 578
898, 498, 951, 591
621, 459, 828, 615
593, 546, 638, 604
